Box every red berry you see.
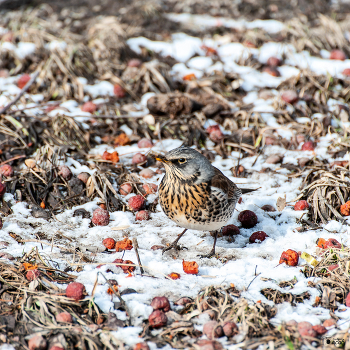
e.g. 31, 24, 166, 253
279, 249, 299, 266
206, 125, 220, 133
238, 210, 258, 228
133, 343, 149, 350
148, 309, 167, 328
281, 90, 298, 104
56, 312, 73, 323
261, 205, 276, 212
343, 68, 350, 76
142, 183, 158, 195
77, 172, 90, 184
0, 182, 6, 198
102, 238, 116, 249
316, 238, 341, 249
340, 201, 350, 216
203, 321, 224, 339
298, 321, 317, 338
58, 165, 72, 180
128, 59, 142, 68
81, 101, 97, 113
137, 138, 153, 148
168, 272, 181, 280
330, 49, 347, 61
263, 66, 280, 77
222, 321, 238, 337
114, 84, 126, 98
249, 231, 268, 243
119, 183, 132, 195
221, 225, 240, 236
28, 334, 47, 350
301, 141, 315, 151
323, 318, 336, 328
135, 210, 150, 221
139, 169, 156, 179
66, 282, 86, 300
312, 324, 327, 335
132, 153, 147, 165
17, 74, 31, 89
128, 195, 145, 211
182, 260, 199, 275
26, 269, 40, 281
150, 296, 171, 312
92, 208, 110, 226
0, 164, 13, 177
294, 200, 309, 211
267, 56, 281, 66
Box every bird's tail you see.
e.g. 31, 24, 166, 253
240, 188, 259, 194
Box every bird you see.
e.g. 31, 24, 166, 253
150, 145, 255, 258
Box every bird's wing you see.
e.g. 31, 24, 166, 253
211, 167, 242, 199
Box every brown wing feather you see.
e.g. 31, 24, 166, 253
211, 167, 241, 199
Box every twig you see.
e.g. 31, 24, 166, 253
246, 272, 261, 290
0, 154, 26, 166
0, 71, 40, 115
133, 237, 144, 275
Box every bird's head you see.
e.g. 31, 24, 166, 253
150, 146, 215, 183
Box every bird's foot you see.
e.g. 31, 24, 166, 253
162, 243, 187, 254
198, 249, 216, 259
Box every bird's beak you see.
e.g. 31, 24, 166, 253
149, 153, 168, 163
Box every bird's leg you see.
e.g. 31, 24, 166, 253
199, 229, 220, 258
162, 229, 187, 254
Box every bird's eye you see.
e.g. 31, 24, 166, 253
178, 158, 186, 164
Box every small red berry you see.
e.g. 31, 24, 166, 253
132, 153, 147, 165
343, 68, 350, 76
119, 183, 132, 195
81, 101, 97, 113
203, 321, 224, 339
92, 208, 110, 226
114, 84, 126, 98
56, 312, 73, 323
221, 225, 240, 236
279, 249, 299, 266
137, 138, 153, 148
0, 164, 13, 177
294, 200, 309, 211
151, 296, 171, 312
249, 231, 268, 243
128, 195, 146, 211
77, 172, 90, 184
281, 90, 298, 104
58, 165, 72, 180
263, 66, 280, 77
66, 282, 86, 301
17, 74, 31, 89
128, 59, 142, 68
142, 183, 158, 195
148, 309, 167, 328
238, 210, 258, 228
135, 210, 150, 221
0, 182, 5, 198
139, 169, 156, 179
103, 238, 116, 249
330, 49, 347, 61
301, 141, 315, 151
267, 56, 281, 66
26, 269, 40, 281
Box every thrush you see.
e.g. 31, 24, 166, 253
151, 145, 255, 257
